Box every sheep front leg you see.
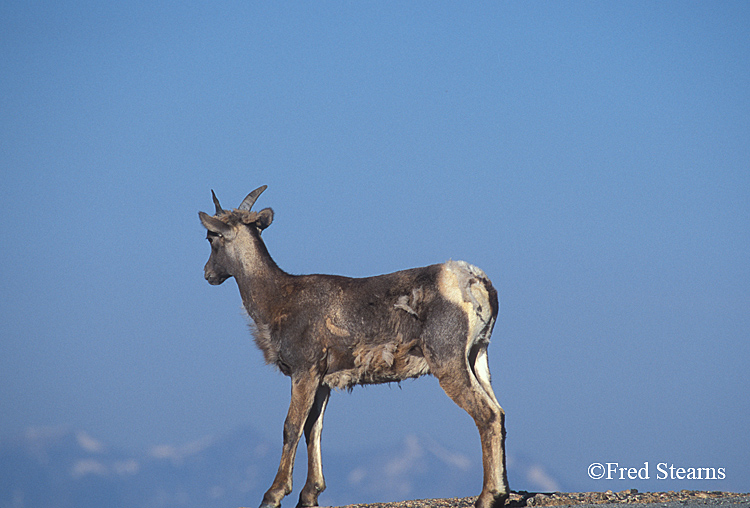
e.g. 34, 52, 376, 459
260, 373, 320, 508
297, 385, 331, 507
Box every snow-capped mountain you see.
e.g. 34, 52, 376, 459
1, 426, 563, 508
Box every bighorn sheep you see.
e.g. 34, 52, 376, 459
199, 186, 508, 508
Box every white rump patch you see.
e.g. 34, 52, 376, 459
438, 260, 493, 334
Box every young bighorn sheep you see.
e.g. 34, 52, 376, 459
199, 186, 509, 508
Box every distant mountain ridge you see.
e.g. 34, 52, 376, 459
0, 426, 563, 508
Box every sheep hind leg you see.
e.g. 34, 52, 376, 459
469, 343, 502, 409
437, 361, 508, 508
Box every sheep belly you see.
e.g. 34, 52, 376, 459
323, 342, 430, 390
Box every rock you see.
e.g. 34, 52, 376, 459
335, 491, 750, 508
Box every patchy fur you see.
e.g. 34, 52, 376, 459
250, 321, 278, 366
323, 337, 430, 390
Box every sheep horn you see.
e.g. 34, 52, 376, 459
239, 185, 268, 211
211, 190, 224, 214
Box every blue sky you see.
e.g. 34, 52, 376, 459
2, 0, 749, 494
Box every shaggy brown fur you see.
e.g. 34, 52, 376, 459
199, 186, 509, 508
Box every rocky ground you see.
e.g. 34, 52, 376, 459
339, 490, 750, 508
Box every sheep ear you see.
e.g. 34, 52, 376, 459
256, 208, 274, 231
199, 212, 233, 238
